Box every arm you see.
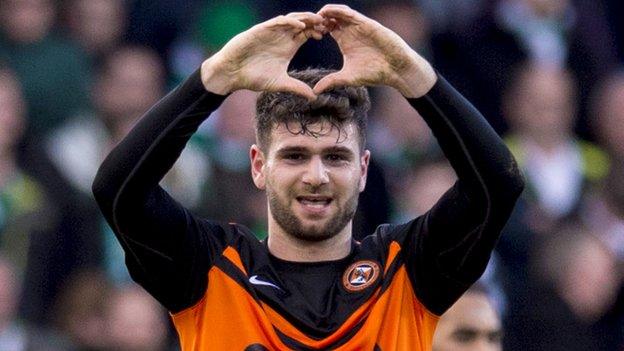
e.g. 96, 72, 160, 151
316, 4, 524, 314
92, 12, 326, 312
405, 75, 524, 314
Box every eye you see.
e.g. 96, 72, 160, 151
452, 329, 478, 343
326, 154, 345, 161
488, 331, 502, 343
282, 153, 307, 163
324, 153, 351, 165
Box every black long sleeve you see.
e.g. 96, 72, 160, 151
400, 75, 524, 314
92, 69, 228, 311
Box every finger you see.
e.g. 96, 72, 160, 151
286, 12, 324, 27
313, 71, 351, 94
279, 76, 318, 101
267, 15, 306, 31
322, 18, 338, 33
305, 29, 323, 41
314, 24, 329, 35
318, 4, 360, 23
293, 28, 323, 44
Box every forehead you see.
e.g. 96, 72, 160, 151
268, 121, 361, 154
443, 294, 500, 331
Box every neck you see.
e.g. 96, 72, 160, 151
267, 221, 352, 262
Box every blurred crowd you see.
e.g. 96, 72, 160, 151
0, 0, 623, 350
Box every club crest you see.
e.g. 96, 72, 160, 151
342, 260, 380, 292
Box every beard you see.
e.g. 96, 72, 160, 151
267, 185, 359, 242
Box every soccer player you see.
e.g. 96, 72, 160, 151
92, 5, 523, 350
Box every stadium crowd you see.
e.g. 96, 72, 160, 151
0, 0, 623, 349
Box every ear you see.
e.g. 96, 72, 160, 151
358, 150, 371, 193
250, 144, 267, 190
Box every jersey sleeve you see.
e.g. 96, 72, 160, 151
92, 69, 230, 312
394, 74, 524, 315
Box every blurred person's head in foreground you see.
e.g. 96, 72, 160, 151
94, 45, 165, 139
0, 66, 26, 158
105, 284, 168, 351
534, 222, 620, 322
432, 283, 502, 351
0, 0, 55, 44
591, 69, 624, 160
63, 0, 126, 59
503, 62, 576, 146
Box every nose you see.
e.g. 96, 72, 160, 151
302, 156, 329, 187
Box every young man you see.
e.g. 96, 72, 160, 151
93, 5, 524, 350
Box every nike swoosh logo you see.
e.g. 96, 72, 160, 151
249, 275, 282, 290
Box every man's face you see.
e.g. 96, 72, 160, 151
432, 293, 502, 351
251, 121, 369, 242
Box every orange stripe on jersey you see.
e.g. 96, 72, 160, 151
384, 241, 401, 275
172, 266, 292, 350
222, 246, 247, 276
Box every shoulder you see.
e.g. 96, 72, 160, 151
357, 218, 426, 258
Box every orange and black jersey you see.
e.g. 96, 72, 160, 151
92, 69, 524, 350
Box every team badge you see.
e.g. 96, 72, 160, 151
342, 260, 380, 292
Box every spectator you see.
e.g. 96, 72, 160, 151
45, 45, 210, 283
590, 69, 624, 161
0, 256, 71, 350
197, 90, 267, 236
105, 285, 170, 351
579, 71, 624, 261
505, 223, 623, 350
580, 162, 624, 261
432, 284, 502, 351
495, 62, 608, 348
502, 62, 607, 226
53, 270, 110, 351
0, 67, 52, 277
441, 0, 617, 135
0, 0, 91, 139
63, 0, 127, 67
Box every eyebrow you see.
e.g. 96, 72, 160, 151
275, 146, 356, 155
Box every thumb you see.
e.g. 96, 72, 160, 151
277, 76, 317, 101
313, 70, 351, 94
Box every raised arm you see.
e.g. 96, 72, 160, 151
92, 12, 326, 311
315, 4, 524, 314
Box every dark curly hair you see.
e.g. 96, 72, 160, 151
255, 68, 370, 152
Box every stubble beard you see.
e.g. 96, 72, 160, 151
267, 186, 359, 242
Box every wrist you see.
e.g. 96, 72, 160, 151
200, 55, 235, 95
394, 52, 437, 98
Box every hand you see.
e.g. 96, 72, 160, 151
201, 12, 325, 100
313, 4, 436, 98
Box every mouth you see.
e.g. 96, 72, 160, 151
296, 195, 333, 212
